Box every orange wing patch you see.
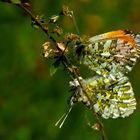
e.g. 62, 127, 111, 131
84, 30, 140, 76
106, 30, 136, 48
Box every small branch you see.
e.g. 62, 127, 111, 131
17, 3, 61, 52
2, 2, 108, 140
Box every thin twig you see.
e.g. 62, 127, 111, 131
5, 2, 108, 140
61, 56, 107, 140
17, 3, 61, 52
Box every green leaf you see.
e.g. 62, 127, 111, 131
11, 0, 21, 4
50, 65, 58, 76
50, 60, 61, 76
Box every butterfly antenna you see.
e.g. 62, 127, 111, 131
55, 107, 72, 128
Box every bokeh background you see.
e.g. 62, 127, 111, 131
0, 0, 140, 140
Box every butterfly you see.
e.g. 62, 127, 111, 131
55, 30, 140, 128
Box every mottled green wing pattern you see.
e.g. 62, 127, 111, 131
83, 30, 140, 77
70, 30, 140, 119
70, 75, 136, 119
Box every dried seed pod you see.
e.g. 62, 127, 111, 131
65, 33, 80, 42
50, 15, 59, 23
53, 26, 63, 36
42, 42, 53, 58
61, 5, 73, 18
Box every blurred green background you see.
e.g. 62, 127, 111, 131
0, 0, 140, 140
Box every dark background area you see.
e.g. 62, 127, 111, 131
0, 0, 140, 140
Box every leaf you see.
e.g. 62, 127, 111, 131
50, 59, 61, 76
50, 65, 58, 76
11, 0, 21, 4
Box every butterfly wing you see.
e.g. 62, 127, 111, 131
82, 30, 140, 77
91, 75, 136, 119
70, 30, 139, 119
70, 75, 136, 119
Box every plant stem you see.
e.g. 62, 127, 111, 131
8, 2, 108, 140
